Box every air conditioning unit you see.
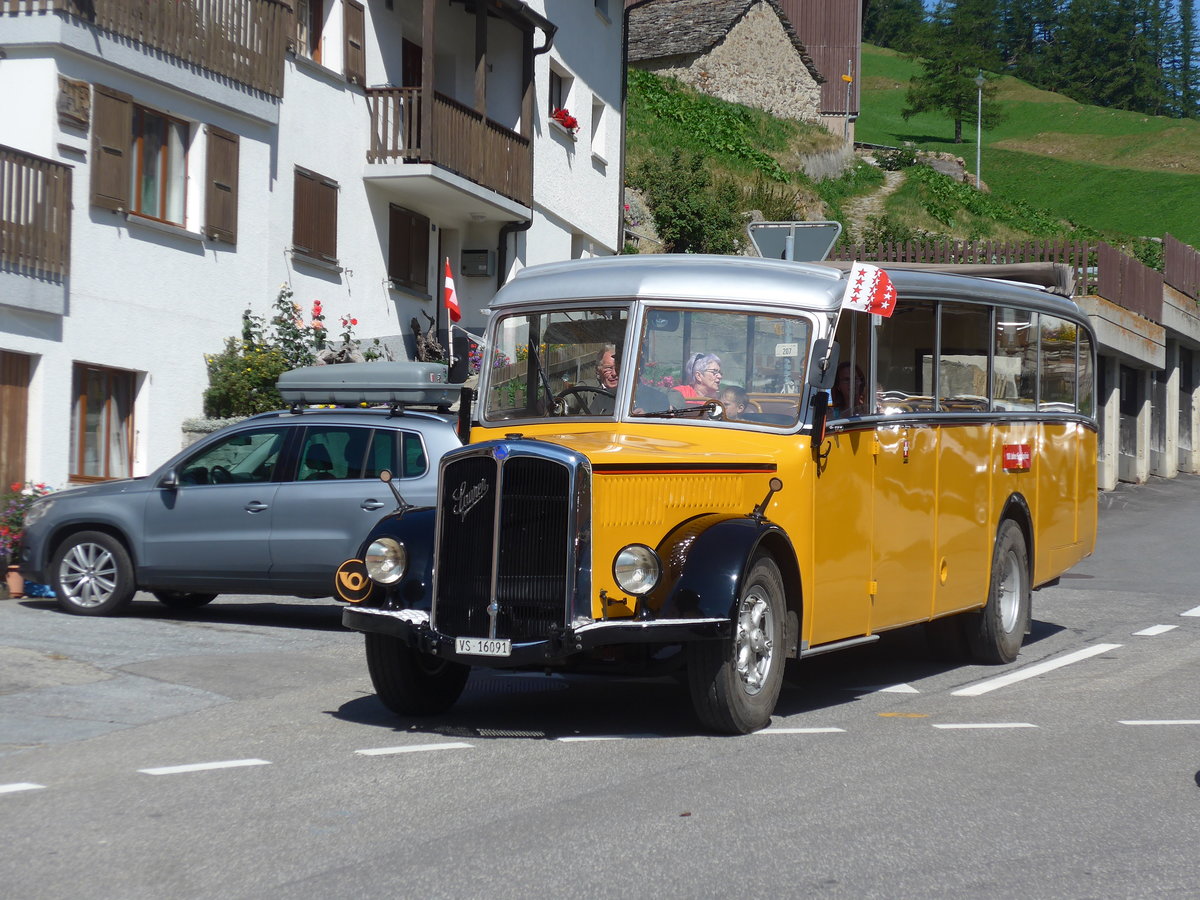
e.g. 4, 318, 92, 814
461, 249, 495, 277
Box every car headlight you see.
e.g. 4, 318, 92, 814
613, 544, 661, 596
364, 538, 407, 584
23, 498, 54, 528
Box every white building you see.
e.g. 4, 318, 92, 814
0, 0, 624, 489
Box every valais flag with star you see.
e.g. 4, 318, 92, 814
443, 257, 461, 323
841, 262, 898, 317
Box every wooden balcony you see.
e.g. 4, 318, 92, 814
367, 87, 532, 209
1, 0, 291, 97
0, 144, 72, 281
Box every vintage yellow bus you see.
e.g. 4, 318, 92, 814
340, 255, 1097, 734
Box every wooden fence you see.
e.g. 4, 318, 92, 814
0, 144, 72, 281
1, 0, 292, 97
1164, 234, 1200, 300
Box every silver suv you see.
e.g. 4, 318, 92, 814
19, 367, 463, 616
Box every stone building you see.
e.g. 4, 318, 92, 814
626, 0, 825, 126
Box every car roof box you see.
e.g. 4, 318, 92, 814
276, 362, 461, 408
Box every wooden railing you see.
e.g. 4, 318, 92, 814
1097, 242, 1163, 323
367, 88, 532, 207
1164, 233, 1200, 300
0, 144, 72, 281
828, 239, 1100, 297
1, 0, 292, 97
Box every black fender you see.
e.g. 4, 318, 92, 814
654, 514, 802, 636
336, 507, 438, 610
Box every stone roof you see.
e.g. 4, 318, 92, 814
627, 0, 825, 84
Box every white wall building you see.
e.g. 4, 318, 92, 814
0, 0, 624, 490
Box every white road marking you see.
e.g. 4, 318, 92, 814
952, 643, 1123, 697
1182, 605, 1200, 617
138, 759, 271, 775
1133, 624, 1177, 636
759, 727, 847, 734
355, 742, 473, 755
555, 734, 661, 742
1118, 720, 1200, 726
932, 722, 1037, 730
0, 782, 45, 794
848, 683, 920, 694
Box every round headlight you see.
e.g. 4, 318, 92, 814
613, 544, 661, 596
364, 537, 407, 584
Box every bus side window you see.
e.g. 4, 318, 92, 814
876, 300, 936, 413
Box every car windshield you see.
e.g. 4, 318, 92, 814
481, 303, 810, 428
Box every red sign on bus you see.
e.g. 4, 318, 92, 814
1003, 443, 1032, 471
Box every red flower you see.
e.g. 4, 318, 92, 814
350, 318, 358, 326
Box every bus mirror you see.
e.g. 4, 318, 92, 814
808, 340, 839, 390
810, 391, 830, 450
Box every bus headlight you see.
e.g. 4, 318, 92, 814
364, 538, 407, 584
613, 544, 661, 596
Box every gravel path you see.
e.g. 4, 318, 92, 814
840, 169, 906, 241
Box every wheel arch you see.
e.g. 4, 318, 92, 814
50, 522, 138, 572
998, 492, 1034, 582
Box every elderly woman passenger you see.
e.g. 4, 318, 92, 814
671, 352, 722, 405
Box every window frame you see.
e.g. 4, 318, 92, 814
70, 364, 137, 484
129, 103, 189, 226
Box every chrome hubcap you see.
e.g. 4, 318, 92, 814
998, 548, 1022, 633
735, 588, 775, 695
59, 542, 118, 608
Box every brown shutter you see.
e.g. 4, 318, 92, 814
293, 167, 338, 263
344, 0, 366, 86
205, 126, 239, 244
387, 204, 429, 293
90, 84, 131, 212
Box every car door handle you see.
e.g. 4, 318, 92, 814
361, 499, 386, 511
244, 501, 270, 513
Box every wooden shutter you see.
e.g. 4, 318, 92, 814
90, 84, 131, 212
0, 351, 30, 491
344, 0, 366, 86
205, 126, 239, 244
388, 204, 430, 294
293, 167, 338, 263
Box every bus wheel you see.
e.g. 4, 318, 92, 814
364, 633, 469, 716
968, 520, 1030, 664
688, 554, 786, 734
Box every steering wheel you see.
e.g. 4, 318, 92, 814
554, 386, 615, 415
210, 465, 233, 484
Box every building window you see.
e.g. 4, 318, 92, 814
594, 0, 610, 20
590, 94, 606, 158
388, 204, 430, 295
293, 167, 339, 264
549, 67, 572, 117
71, 364, 136, 482
296, 0, 325, 62
129, 105, 187, 225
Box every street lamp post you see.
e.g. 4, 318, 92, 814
975, 70, 985, 189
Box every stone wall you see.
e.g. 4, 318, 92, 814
642, 3, 821, 124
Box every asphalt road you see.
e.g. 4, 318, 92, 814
1, 475, 1198, 899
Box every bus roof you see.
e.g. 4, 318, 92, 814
493, 254, 1088, 323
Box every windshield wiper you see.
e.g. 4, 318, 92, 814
632, 401, 722, 420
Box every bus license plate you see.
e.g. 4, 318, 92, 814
455, 637, 511, 657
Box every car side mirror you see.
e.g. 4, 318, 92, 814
159, 470, 179, 491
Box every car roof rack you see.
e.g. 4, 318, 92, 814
276, 362, 462, 412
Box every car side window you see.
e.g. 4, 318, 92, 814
361, 429, 427, 480
297, 426, 377, 481
178, 428, 286, 486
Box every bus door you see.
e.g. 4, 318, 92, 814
871, 422, 938, 631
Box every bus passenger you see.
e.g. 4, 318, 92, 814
832, 362, 867, 417
720, 385, 748, 418
672, 352, 722, 404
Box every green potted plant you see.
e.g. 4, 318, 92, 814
2, 481, 52, 599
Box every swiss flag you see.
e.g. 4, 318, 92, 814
841, 262, 898, 317
443, 257, 461, 323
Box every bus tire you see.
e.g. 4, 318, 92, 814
968, 519, 1030, 664
688, 554, 786, 734
364, 633, 469, 716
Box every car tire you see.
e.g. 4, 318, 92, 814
364, 633, 470, 716
152, 591, 218, 609
687, 553, 786, 734
966, 519, 1031, 664
52, 531, 136, 617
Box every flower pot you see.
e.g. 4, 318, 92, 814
6, 565, 25, 599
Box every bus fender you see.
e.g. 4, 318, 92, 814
335, 506, 438, 609
653, 515, 802, 651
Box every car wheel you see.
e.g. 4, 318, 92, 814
52, 531, 136, 617
152, 591, 218, 609
687, 554, 786, 734
966, 519, 1031, 664
364, 633, 470, 716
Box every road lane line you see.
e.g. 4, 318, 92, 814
139, 759, 271, 775
932, 722, 1037, 730
355, 742, 473, 755
759, 727, 846, 734
555, 735, 662, 742
951, 643, 1122, 697
848, 683, 920, 694
1118, 720, 1200, 726
1133, 624, 1177, 636
0, 783, 45, 794
1182, 605, 1200, 617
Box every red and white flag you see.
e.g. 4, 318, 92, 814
443, 257, 461, 323
841, 262, 898, 317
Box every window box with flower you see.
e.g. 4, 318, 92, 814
550, 107, 579, 140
